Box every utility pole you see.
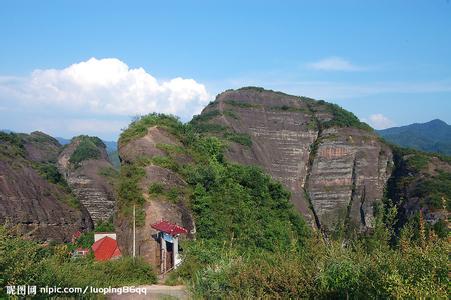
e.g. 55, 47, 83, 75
133, 204, 136, 259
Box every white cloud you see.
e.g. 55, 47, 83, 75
364, 114, 395, 129
307, 57, 364, 71
0, 58, 210, 119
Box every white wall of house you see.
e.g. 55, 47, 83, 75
94, 232, 117, 242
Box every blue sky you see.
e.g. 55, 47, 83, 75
1, 0, 450, 140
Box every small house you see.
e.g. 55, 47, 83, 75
91, 233, 121, 261
151, 219, 188, 274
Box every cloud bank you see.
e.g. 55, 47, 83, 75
0, 58, 210, 119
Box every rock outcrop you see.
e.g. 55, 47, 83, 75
19, 131, 61, 163
57, 136, 116, 223
0, 132, 93, 242
116, 126, 195, 266
196, 87, 393, 231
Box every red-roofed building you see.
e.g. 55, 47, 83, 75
91, 236, 122, 261
151, 220, 188, 274
151, 219, 188, 236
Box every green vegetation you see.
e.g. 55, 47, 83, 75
321, 103, 373, 131
119, 113, 182, 146
224, 99, 259, 108
0, 226, 156, 297
269, 105, 307, 113
191, 122, 228, 133
149, 182, 164, 194
156, 143, 185, 155
117, 163, 146, 225
191, 110, 220, 123
416, 171, 451, 210
223, 110, 239, 119
169, 205, 448, 299
35, 163, 66, 185
151, 155, 180, 172
148, 182, 186, 203
69, 136, 105, 167
223, 132, 252, 147
116, 112, 449, 298
0, 132, 26, 159
98, 166, 119, 179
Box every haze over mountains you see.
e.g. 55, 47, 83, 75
377, 119, 451, 156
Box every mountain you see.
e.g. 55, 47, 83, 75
115, 87, 449, 266
2, 88, 449, 244
57, 137, 118, 153
57, 135, 117, 223
0, 131, 93, 241
194, 87, 391, 231
377, 119, 451, 155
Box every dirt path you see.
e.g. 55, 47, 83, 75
108, 285, 188, 300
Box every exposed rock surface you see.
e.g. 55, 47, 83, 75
116, 127, 195, 266
308, 127, 392, 230
197, 88, 393, 231
57, 136, 116, 223
0, 132, 93, 241
19, 131, 61, 163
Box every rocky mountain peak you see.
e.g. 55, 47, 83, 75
196, 87, 391, 232
57, 135, 116, 223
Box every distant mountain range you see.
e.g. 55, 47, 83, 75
377, 119, 451, 156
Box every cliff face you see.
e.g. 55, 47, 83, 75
0, 132, 93, 242
57, 136, 116, 223
308, 127, 392, 230
196, 88, 393, 231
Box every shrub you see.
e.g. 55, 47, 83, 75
224, 132, 252, 147
322, 103, 373, 131
69, 136, 104, 167
119, 113, 182, 146
148, 182, 164, 195
35, 163, 67, 186
0, 226, 156, 297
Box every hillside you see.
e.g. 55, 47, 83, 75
1, 88, 449, 298
116, 87, 450, 239
57, 135, 117, 223
377, 119, 451, 155
0, 132, 93, 241
113, 87, 449, 298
